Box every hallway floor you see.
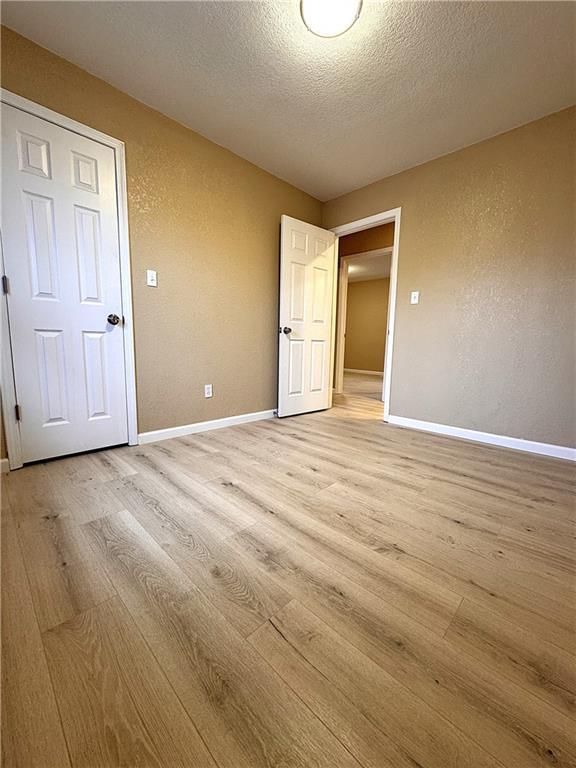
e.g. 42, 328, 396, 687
334, 371, 384, 420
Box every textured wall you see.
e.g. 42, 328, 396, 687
1, 27, 322, 433
325, 107, 576, 447
339, 223, 394, 257
344, 279, 390, 372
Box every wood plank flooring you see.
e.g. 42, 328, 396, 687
2, 373, 575, 768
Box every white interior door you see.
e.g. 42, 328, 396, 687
1, 103, 129, 463
278, 215, 337, 417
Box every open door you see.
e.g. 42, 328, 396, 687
278, 215, 337, 417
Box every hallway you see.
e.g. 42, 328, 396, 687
333, 372, 384, 420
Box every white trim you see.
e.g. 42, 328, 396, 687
327, 235, 339, 410
331, 207, 401, 415
0, 235, 23, 469
334, 255, 348, 393
344, 368, 383, 376
387, 415, 576, 462
138, 409, 275, 445
383, 211, 401, 416
333, 211, 400, 237
0, 458, 10, 474
114, 143, 138, 446
0, 89, 138, 468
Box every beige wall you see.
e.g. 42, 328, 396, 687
325, 107, 576, 447
0, 27, 322, 433
339, 223, 394, 257
344, 279, 389, 372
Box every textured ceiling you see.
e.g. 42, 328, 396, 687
3, 1, 575, 200
348, 251, 391, 282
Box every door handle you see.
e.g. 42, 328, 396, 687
107, 313, 121, 326
282, 327, 292, 335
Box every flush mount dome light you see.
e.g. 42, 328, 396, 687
300, 0, 362, 38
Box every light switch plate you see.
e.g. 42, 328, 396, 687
410, 291, 420, 305
146, 269, 157, 287
204, 384, 213, 398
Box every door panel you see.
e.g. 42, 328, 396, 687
72, 151, 99, 193
35, 329, 69, 425
312, 266, 328, 323
288, 339, 305, 397
2, 104, 129, 462
75, 206, 103, 303
278, 215, 336, 417
82, 331, 110, 420
24, 192, 60, 299
290, 262, 306, 321
310, 340, 326, 392
18, 131, 52, 178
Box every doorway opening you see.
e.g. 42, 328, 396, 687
337, 223, 393, 413
332, 209, 401, 421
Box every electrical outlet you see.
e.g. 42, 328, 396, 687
146, 269, 157, 287
204, 384, 213, 398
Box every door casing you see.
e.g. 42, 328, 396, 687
0, 88, 138, 469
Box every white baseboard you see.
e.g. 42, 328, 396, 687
0, 458, 9, 473
138, 409, 275, 445
344, 368, 383, 376
386, 415, 576, 461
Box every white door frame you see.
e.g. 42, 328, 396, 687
0, 89, 138, 469
331, 207, 401, 421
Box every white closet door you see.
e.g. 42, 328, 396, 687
1, 104, 128, 462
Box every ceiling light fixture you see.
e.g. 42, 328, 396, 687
300, 0, 362, 38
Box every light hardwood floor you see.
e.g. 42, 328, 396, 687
2, 373, 575, 768
341, 371, 385, 402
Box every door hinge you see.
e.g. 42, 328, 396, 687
2, 275, 9, 294
15, 404, 21, 421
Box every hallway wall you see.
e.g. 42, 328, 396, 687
344, 279, 390, 372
